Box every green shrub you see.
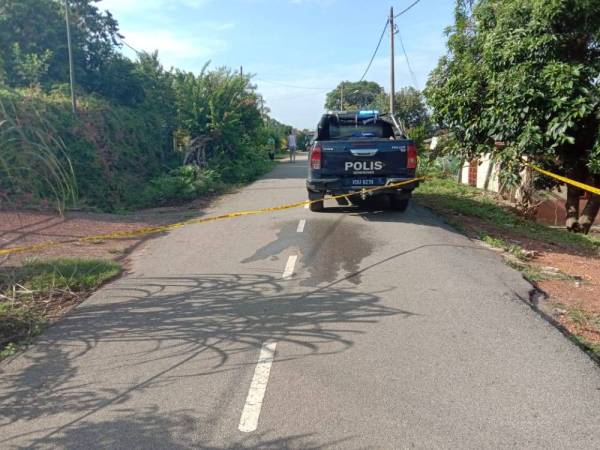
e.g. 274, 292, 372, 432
0, 88, 178, 211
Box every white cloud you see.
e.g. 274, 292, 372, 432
98, 0, 231, 73
123, 29, 228, 65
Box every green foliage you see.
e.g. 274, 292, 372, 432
415, 177, 600, 251
0, 2, 293, 212
325, 81, 384, 110
375, 86, 429, 127
375, 86, 432, 148
173, 67, 263, 156
417, 155, 461, 178
481, 235, 529, 260
264, 116, 294, 150
10, 43, 52, 86
0, 90, 77, 212
0, 258, 121, 357
0, 301, 44, 358
0, 0, 122, 98
17, 258, 122, 291
87, 54, 146, 106
0, 88, 175, 211
425, 0, 600, 187
130, 166, 220, 208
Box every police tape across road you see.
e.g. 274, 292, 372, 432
0, 177, 425, 257
3, 162, 596, 258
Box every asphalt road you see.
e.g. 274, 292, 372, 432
1, 155, 599, 449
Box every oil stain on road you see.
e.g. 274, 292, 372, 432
241, 214, 376, 287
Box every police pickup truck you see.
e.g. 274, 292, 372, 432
306, 110, 418, 212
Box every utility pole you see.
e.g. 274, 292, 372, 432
64, 0, 76, 115
340, 82, 344, 111
240, 66, 243, 77
389, 6, 396, 116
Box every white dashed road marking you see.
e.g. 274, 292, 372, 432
296, 219, 306, 233
238, 341, 278, 433
239, 208, 301, 432
282, 255, 298, 278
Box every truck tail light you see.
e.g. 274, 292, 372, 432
407, 143, 417, 169
311, 144, 322, 170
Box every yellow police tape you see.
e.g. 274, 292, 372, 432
525, 163, 600, 196
0, 177, 425, 257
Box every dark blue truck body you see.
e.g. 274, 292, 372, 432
306, 111, 418, 212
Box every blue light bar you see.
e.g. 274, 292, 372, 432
357, 110, 379, 118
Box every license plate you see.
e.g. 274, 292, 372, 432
346, 178, 385, 186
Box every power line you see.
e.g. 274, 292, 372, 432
394, 0, 421, 18
119, 37, 143, 55
396, 28, 420, 90
358, 18, 389, 82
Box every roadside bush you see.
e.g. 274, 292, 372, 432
0, 90, 76, 212
0, 2, 292, 213
129, 166, 221, 208
130, 146, 273, 208
418, 155, 461, 178
0, 88, 177, 211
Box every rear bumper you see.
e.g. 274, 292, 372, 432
306, 177, 419, 195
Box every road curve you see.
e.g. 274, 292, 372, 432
1, 154, 599, 449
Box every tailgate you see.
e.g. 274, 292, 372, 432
320, 139, 410, 178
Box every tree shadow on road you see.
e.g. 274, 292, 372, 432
22, 405, 350, 450
0, 272, 414, 447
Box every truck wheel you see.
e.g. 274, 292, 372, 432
390, 195, 409, 212
308, 191, 324, 212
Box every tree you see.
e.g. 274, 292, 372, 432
172, 66, 264, 160
0, 0, 122, 95
394, 87, 429, 129
425, 0, 600, 233
10, 43, 52, 86
324, 81, 384, 111
374, 86, 431, 148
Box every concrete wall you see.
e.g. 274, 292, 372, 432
460, 154, 501, 192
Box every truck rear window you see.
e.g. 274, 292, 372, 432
329, 123, 388, 139
317, 114, 394, 140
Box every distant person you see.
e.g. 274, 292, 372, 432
287, 132, 297, 163
267, 136, 275, 160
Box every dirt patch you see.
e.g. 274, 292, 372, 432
0, 202, 212, 358
0, 203, 209, 268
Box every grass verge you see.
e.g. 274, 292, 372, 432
0, 258, 122, 359
414, 177, 599, 253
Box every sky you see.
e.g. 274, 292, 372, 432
98, 0, 456, 130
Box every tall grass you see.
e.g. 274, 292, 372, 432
0, 94, 77, 214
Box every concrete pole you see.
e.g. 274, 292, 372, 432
64, 0, 77, 115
